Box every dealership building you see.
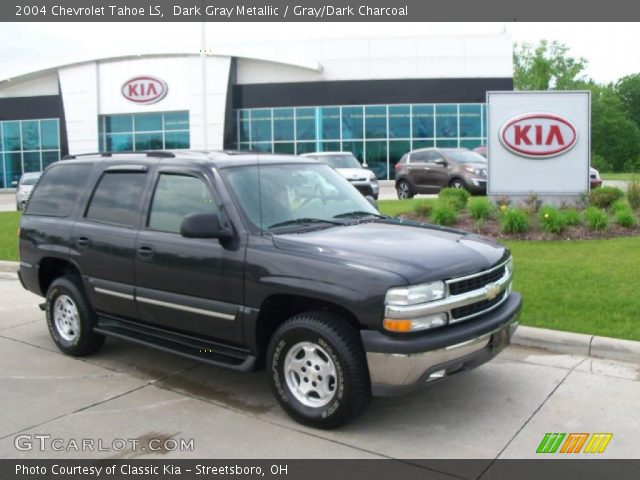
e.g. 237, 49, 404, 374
0, 34, 513, 188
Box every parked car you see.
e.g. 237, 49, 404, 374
395, 148, 488, 198
473, 145, 487, 158
19, 151, 521, 428
590, 167, 603, 189
301, 151, 379, 199
13, 172, 41, 210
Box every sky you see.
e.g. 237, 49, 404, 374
1, 22, 638, 83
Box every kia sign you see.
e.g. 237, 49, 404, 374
487, 91, 590, 202
121, 76, 168, 104
499, 113, 578, 158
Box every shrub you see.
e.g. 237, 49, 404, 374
612, 199, 630, 214
522, 192, 542, 214
561, 208, 581, 226
589, 186, 625, 209
584, 207, 608, 231
539, 206, 567, 234
614, 207, 637, 228
500, 208, 530, 234
627, 179, 640, 210
413, 200, 433, 217
431, 201, 458, 226
468, 197, 493, 221
438, 188, 470, 211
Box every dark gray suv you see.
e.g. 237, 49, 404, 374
395, 148, 488, 198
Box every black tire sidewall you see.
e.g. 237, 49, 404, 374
269, 325, 351, 426
45, 277, 99, 355
397, 180, 410, 199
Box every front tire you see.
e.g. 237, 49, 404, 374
46, 275, 105, 357
267, 311, 371, 429
449, 178, 466, 190
396, 180, 414, 199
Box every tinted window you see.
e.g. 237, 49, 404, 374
85, 172, 147, 226
410, 151, 430, 162
25, 165, 93, 217
442, 149, 487, 164
148, 174, 219, 234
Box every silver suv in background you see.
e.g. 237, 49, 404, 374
301, 152, 379, 199
14, 172, 41, 210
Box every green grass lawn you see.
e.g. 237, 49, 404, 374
0, 212, 20, 262
601, 172, 639, 182
378, 198, 428, 216
1, 209, 638, 340
506, 238, 640, 341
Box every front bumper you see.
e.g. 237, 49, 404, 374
467, 178, 487, 194
362, 292, 522, 396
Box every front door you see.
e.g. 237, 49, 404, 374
134, 168, 245, 344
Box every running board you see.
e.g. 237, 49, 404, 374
95, 316, 256, 371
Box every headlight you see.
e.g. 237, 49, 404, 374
370, 174, 378, 183
385, 281, 445, 306
465, 166, 483, 175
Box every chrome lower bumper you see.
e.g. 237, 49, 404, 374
366, 310, 520, 396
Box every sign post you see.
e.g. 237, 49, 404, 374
487, 91, 591, 206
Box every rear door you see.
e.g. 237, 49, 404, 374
133, 167, 245, 344
407, 150, 431, 191
71, 165, 150, 319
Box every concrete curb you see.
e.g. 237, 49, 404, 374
0, 260, 19, 273
513, 325, 639, 365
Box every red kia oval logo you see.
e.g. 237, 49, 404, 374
121, 76, 168, 104
499, 113, 578, 158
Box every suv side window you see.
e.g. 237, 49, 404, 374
148, 174, 220, 234
409, 151, 429, 163
25, 165, 93, 217
425, 151, 444, 163
85, 172, 147, 227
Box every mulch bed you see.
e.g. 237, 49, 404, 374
400, 212, 640, 241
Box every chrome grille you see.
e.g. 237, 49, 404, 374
448, 265, 506, 296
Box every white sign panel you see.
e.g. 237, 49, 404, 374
487, 91, 590, 195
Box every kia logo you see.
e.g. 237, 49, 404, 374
121, 76, 168, 104
499, 113, 578, 158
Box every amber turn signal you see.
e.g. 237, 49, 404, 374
383, 318, 412, 332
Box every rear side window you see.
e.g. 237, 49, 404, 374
148, 174, 219, 233
85, 172, 147, 227
410, 151, 429, 162
25, 165, 93, 217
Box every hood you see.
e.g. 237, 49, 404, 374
272, 220, 508, 284
335, 168, 371, 180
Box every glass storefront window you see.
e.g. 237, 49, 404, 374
233, 102, 486, 180
436, 104, 458, 138
320, 107, 340, 141
365, 106, 386, 139
389, 105, 410, 139
412, 105, 434, 139
250, 109, 272, 143
341, 106, 363, 140
98, 111, 189, 153
295, 108, 316, 141
0, 118, 61, 188
365, 140, 387, 179
459, 104, 482, 138
273, 108, 294, 141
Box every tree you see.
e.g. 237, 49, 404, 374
589, 83, 640, 172
616, 74, 640, 127
513, 40, 588, 91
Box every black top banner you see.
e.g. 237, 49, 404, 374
2, 0, 640, 21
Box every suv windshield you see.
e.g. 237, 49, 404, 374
223, 163, 379, 231
442, 149, 487, 164
314, 154, 361, 169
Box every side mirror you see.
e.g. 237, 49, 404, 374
11, 180, 18, 187
365, 195, 377, 208
180, 212, 231, 239
434, 158, 447, 165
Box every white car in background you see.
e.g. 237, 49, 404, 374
301, 151, 379, 199
14, 172, 41, 210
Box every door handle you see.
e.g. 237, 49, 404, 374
77, 235, 91, 248
138, 244, 155, 259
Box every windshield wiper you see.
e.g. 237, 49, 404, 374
268, 218, 344, 230
333, 210, 389, 219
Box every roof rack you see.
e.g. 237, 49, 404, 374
63, 151, 176, 160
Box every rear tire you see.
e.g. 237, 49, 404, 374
45, 275, 105, 357
267, 311, 371, 429
396, 180, 414, 199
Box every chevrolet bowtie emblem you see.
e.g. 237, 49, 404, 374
486, 283, 500, 300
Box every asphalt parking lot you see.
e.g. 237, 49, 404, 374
0, 273, 638, 470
